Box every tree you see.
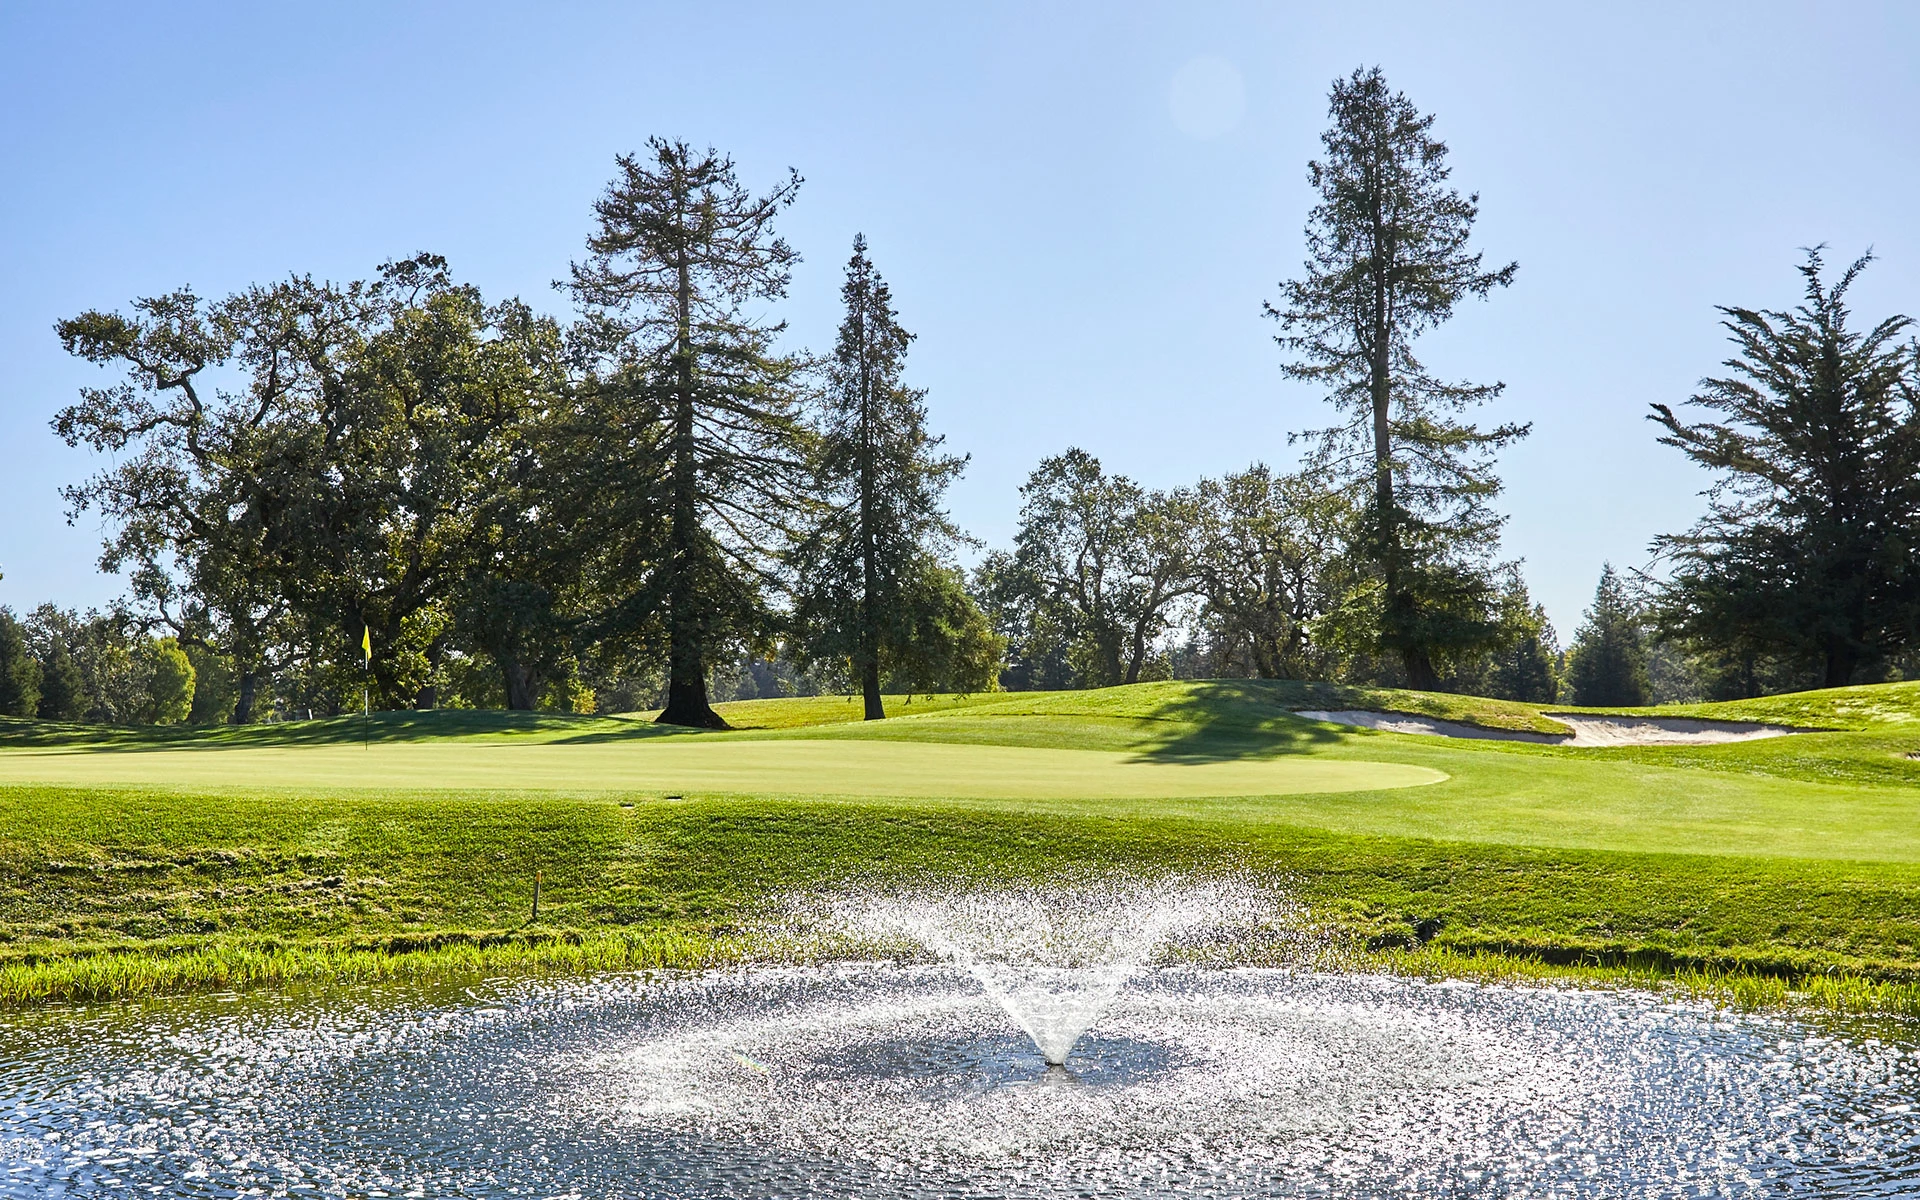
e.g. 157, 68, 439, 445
54, 275, 361, 722
998, 449, 1199, 688
139, 637, 196, 724
56, 257, 567, 718
791, 236, 981, 717
568, 140, 809, 728
974, 551, 1076, 691
34, 629, 86, 721
342, 270, 571, 710
183, 643, 236, 724
1189, 465, 1351, 679
871, 563, 1004, 697
1468, 575, 1560, 703
1564, 564, 1649, 707
37, 607, 150, 723
1269, 66, 1525, 690
1650, 248, 1920, 689
0, 609, 42, 719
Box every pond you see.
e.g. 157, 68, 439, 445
4, 965, 1918, 1197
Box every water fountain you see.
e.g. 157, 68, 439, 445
6, 879, 1920, 1196
830, 875, 1275, 1065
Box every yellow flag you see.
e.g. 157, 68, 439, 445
362, 625, 371, 668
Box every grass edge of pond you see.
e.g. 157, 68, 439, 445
9, 924, 1920, 1023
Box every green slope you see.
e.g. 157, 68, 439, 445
4, 678, 1920, 1007
0, 738, 1441, 799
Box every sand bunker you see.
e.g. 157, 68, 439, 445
1296, 710, 1805, 747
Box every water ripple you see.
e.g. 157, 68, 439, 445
1, 967, 1918, 1196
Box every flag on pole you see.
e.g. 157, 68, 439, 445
360, 624, 372, 747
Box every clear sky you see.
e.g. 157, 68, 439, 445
2, 2, 1916, 638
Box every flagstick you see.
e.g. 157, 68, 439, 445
362, 623, 372, 750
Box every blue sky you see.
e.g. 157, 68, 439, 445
3, 2, 1916, 638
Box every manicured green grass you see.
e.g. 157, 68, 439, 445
1611, 679, 1920, 730
0, 737, 1441, 798
689, 691, 1013, 728
5, 678, 1920, 1011
951, 678, 1575, 734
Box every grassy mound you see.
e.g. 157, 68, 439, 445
4, 679, 1920, 1009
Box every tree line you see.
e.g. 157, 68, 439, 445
7, 69, 1919, 727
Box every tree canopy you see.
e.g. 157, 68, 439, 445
1189, 465, 1350, 680
1268, 66, 1525, 690
31, 121, 1920, 724
1564, 565, 1649, 708
1650, 248, 1920, 689
985, 450, 1198, 689
568, 139, 809, 728
789, 236, 993, 716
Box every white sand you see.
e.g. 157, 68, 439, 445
1296, 709, 1804, 747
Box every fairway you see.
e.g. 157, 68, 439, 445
0, 737, 1445, 799
10, 679, 1920, 1013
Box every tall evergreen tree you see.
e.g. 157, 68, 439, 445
1269, 66, 1526, 691
34, 633, 86, 721
1564, 564, 1649, 707
791, 236, 982, 718
568, 140, 809, 728
1650, 249, 1920, 688
1478, 577, 1560, 703
0, 609, 41, 719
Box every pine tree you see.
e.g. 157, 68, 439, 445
569, 140, 809, 728
0, 610, 43, 719
1482, 584, 1560, 703
1269, 67, 1526, 691
791, 236, 982, 718
1650, 249, 1920, 688
1564, 564, 1649, 707
35, 635, 85, 721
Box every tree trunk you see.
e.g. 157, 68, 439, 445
657, 235, 726, 729
1251, 639, 1277, 679
856, 282, 885, 722
1823, 645, 1856, 690
1368, 173, 1430, 690
503, 657, 543, 710
1099, 632, 1125, 688
415, 640, 443, 709
1402, 645, 1440, 692
229, 669, 258, 725
861, 656, 884, 721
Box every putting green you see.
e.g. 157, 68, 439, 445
0, 739, 1443, 799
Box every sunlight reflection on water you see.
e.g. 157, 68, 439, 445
3, 966, 1919, 1197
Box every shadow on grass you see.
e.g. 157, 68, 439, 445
1127, 680, 1354, 763
551, 721, 722, 745
0, 709, 674, 752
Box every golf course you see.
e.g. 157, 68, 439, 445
7, 677, 1920, 1011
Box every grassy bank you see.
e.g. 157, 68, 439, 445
4, 679, 1920, 1011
